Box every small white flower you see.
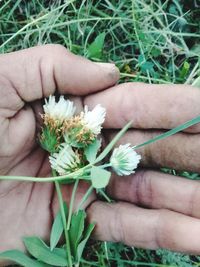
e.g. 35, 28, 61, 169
110, 144, 141, 176
43, 95, 76, 123
82, 104, 106, 135
49, 143, 80, 175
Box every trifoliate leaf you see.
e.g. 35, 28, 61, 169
91, 166, 111, 189
84, 139, 101, 163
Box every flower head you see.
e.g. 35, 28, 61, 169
82, 105, 106, 135
43, 95, 76, 124
63, 104, 106, 147
49, 143, 81, 175
110, 144, 141, 176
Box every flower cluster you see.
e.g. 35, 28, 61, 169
40, 95, 141, 178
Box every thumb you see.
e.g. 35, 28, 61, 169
0, 44, 119, 102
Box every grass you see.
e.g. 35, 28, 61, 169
0, 0, 200, 266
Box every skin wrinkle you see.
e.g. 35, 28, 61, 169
0, 181, 25, 198
156, 210, 178, 250
137, 170, 154, 208
24, 182, 36, 211
0, 74, 23, 117
25, 151, 46, 210
112, 204, 126, 244
38, 57, 45, 99
3, 142, 38, 176
154, 210, 164, 249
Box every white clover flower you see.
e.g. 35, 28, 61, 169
43, 95, 76, 123
82, 104, 106, 135
110, 144, 141, 176
49, 143, 80, 175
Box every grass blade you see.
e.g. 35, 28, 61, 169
134, 115, 200, 149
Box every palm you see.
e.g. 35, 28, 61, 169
0, 94, 98, 251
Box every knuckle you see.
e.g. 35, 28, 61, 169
118, 82, 142, 126
44, 44, 68, 54
110, 204, 127, 244
133, 170, 154, 206
154, 209, 176, 250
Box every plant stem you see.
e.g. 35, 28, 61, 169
67, 179, 79, 230
98, 163, 111, 169
0, 164, 92, 183
98, 189, 112, 203
53, 170, 73, 267
77, 185, 93, 211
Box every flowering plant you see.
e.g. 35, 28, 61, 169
38, 95, 141, 266
1, 94, 200, 267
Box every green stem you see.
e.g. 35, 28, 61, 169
98, 163, 111, 169
0, 164, 92, 183
53, 171, 73, 267
67, 179, 79, 230
77, 185, 93, 211
98, 189, 112, 203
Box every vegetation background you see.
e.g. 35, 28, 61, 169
0, 0, 200, 266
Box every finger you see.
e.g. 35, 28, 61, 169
0, 44, 119, 105
104, 129, 200, 172
107, 170, 200, 218
87, 201, 200, 254
84, 83, 200, 133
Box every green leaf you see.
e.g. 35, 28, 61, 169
50, 212, 63, 251
95, 121, 132, 163
69, 210, 86, 258
91, 166, 111, 189
179, 61, 190, 79
135, 115, 200, 149
50, 203, 68, 250
87, 32, 106, 59
77, 223, 95, 264
84, 139, 101, 163
23, 237, 67, 266
0, 250, 46, 267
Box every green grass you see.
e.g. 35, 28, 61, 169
1, 0, 200, 266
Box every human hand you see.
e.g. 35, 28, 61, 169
84, 82, 200, 254
0, 44, 119, 254
1, 44, 200, 259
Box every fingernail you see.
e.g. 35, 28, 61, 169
95, 62, 120, 80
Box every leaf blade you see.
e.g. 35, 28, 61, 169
87, 32, 106, 59
134, 115, 200, 149
84, 139, 101, 163
91, 166, 111, 189
0, 250, 47, 267
77, 223, 95, 263
23, 237, 67, 266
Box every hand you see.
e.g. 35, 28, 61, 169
84, 82, 200, 254
1, 44, 200, 260
0, 44, 119, 255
